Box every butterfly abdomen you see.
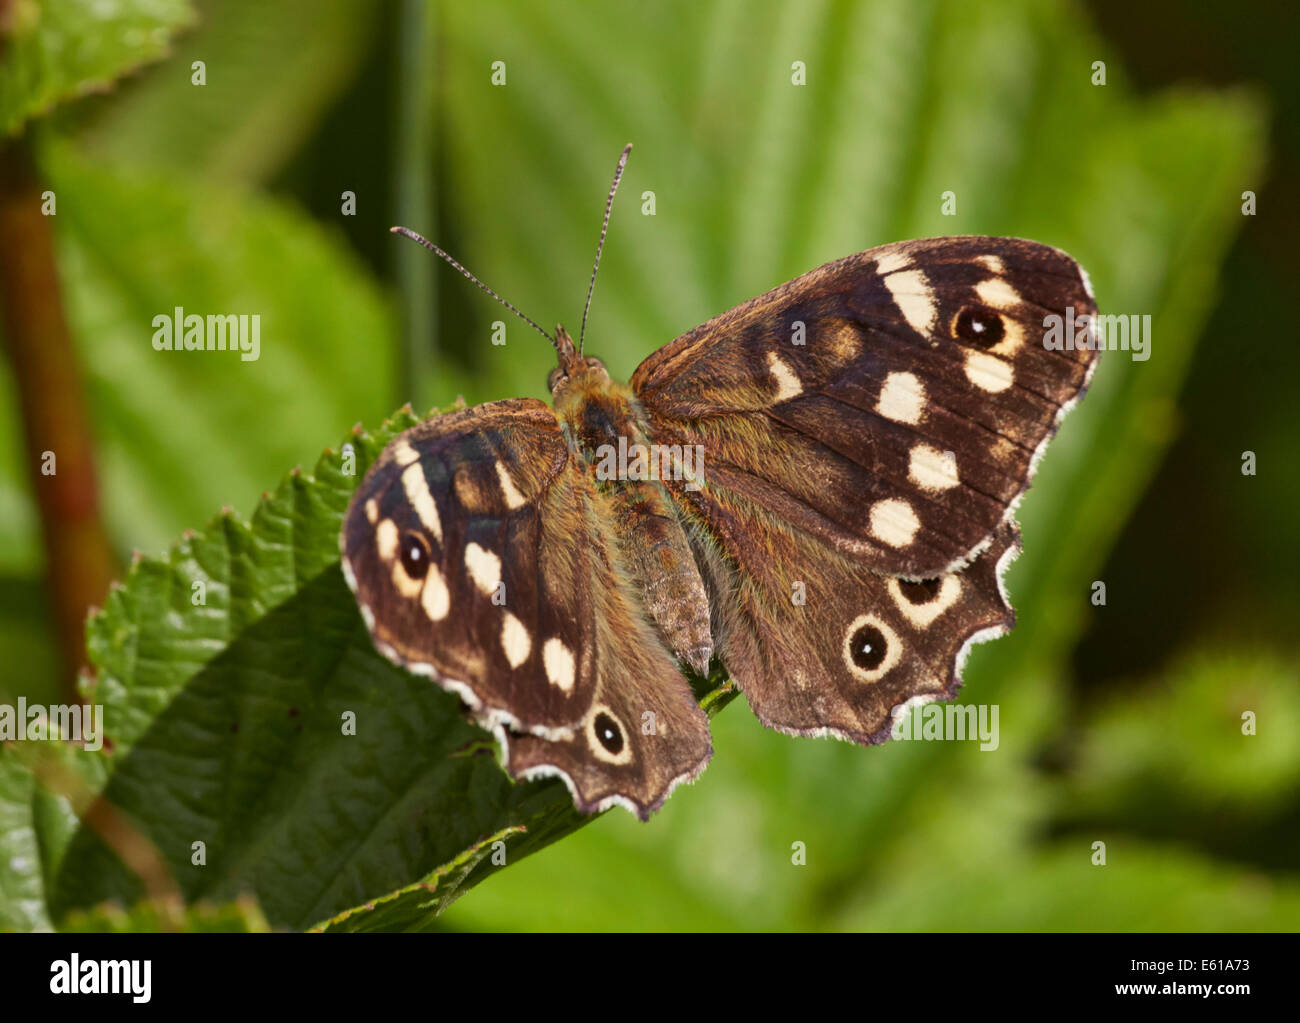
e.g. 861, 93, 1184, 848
604, 484, 713, 675
555, 369, 714, 675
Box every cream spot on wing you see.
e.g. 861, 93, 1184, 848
888, 575, 961, 627
842, 613, 903, 683
465, 542, 502, 595
365, 498, 379, 524
869, 499, 920, 547
875, 251, 911, 275
376, 518, 398, 561
495, 460, 528, 510
501, 611, 530, 667
393, 438, 420, 467
884, 269, 937, 335
421, 563, 450, 620
876, 372, 926, 425
976, 254, 1005, 274
766, 351, 802, 401
909, 444, 960, 492
543, 637, 575, 694
965, 351, 1015, 392
976, 277, 1021, 310
402, 463, 442, 541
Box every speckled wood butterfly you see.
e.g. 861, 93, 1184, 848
342, 146, 1100, 818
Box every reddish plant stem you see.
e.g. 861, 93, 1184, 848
0, 136, 116, 701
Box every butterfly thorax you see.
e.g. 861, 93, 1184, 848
552, 357, 714, 675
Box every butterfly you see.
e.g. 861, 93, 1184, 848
341, 145, 1100, 819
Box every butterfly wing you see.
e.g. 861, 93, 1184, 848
632, 236, 1099, 579
682, 474, 1021, 741
633, 236, 1095, 740
501, 628, 714, 819
342, 398, 710, 816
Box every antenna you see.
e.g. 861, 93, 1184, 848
578, 143, 632, 354
389, 226, 557, 350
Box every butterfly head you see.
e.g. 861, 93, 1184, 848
548, 323, 608, 397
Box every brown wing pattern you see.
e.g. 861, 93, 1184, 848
634, 236, 1099, 579
674, 474, 1021, 742
342, 398, 710, 816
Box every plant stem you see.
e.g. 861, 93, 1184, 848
393, 0, 439, 411
0, 136, 116, 701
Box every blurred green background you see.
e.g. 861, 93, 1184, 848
1, 0, 1297, 930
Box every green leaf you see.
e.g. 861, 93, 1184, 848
49, 408, 572, 928
0, 0, 196, 137
0, 746, 58, 931
46, 407, 730, 931
309, 825, 522, 932
0, 741, 104, 932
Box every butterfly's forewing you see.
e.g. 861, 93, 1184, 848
635, 236, 1095, 742
633, 236, 1099, 579
342, 398, 711, 814
343, 398, 593, 734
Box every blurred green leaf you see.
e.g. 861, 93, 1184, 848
59, 893, 271, 932
0, 0, 195, 137
0, 129, 415, 697
30, 141, 401, 560
1068, 650, 1300, 815
76, 0, 379, 184
835, 840, 1300, 931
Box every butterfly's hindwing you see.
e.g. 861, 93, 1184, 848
502, 612, 714, 819
633, 236, 1099, 579
679, 476, 1020, 741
